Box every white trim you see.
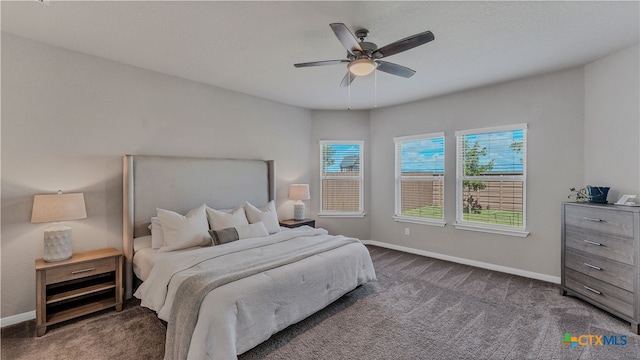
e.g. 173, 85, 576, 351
454, 123, 528, 136
319, 212, 366, 218
393, 131, 445, 142
360, 240, 559, 284
1, 311, 36, 328
392, 215, 446, 227
454, 222, 529, 237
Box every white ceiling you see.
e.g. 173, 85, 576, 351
2, 1, 639, 110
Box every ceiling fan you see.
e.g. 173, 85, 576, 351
294, 23, 435, 87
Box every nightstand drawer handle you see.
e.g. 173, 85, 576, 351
71, 267, 96, 274
583, 285, 602, 295
582, 217, 603, 222
584, 263, 602, 271
583, 240, 603, 246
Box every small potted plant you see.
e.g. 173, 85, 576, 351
568, 186, 610, 203
586, 186, 609, 203
568, 187, 590, 202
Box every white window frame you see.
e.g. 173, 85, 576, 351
455, 124, 529, 237
319, 140, 365, 217
393, 132, 446, 227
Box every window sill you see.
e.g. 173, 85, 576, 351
319, 212, 366, 218
454, 222, 529, 237
393, 215, 446, 227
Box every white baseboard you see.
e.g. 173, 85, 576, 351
1, 310, 36, 328
361, 240, 561, 284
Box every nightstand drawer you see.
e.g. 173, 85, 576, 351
46, 258, 116, 285
565, 248, 634, 291
564, 204, 634, 238
565, 268, 634, 317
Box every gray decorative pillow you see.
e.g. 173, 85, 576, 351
209, 227, 239, 245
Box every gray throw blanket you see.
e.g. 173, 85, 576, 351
165, 235, 359, 360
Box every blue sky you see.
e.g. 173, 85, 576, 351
400, 137, 445, 173
463, 130, 524, 173
325, 130, 523, 174
324, 144, 361, 173
398, 130, 524, 173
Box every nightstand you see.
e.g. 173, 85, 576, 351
35, 247, 123, 336
279, 219, 316, 228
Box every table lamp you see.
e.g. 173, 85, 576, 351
31, 191, 87, 262
289, 184, 310, 221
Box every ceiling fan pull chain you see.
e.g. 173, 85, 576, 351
348, 73, 351, 110
374, 69, 378, 109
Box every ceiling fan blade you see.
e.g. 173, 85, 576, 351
373, 31, 434, 59
294, 60, 350, 68
376, 60, 416, 78
340, 72, 357, 87
330, 23, 363, 55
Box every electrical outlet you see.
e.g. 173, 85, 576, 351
404, 227, 410, 236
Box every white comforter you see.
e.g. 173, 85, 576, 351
134, 227, 376, 359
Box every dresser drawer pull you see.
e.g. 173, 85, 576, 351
583, 239, 603, 246
582, 217, 603, 222
583, 263, 602, 271
583, 285, 602, 295
71, 267, 96, 275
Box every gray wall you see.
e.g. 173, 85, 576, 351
2, 33, 639, 320
1, 34, 312, 318
584, 44, 640, 199
309, 110, 371, 240
368, 67, 586, 278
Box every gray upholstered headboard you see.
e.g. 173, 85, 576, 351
122, 155, 275, 299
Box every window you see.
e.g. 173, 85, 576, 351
455, 124, 528, 237
394, 133, 445, 226
320, 141, 364, 217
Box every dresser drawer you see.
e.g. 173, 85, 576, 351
564, 204, 634, 238
45, 258, 116, 285
564, 248, 634, 291
565, 228, 634, 265
565, 268, 634, 317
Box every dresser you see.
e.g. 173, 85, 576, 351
561, 202, 639, 334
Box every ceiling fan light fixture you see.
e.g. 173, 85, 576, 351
348, 58, 376, 77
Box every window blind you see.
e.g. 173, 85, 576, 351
455, 124, 527, 231
320, 141, 364, 215
394, 133, 445, 224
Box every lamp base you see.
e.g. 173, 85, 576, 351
293, 202, 306, 221
43, 224, 73, 262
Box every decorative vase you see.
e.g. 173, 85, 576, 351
587, 186, 609, 203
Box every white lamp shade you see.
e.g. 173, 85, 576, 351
32, 192, 86, 262
31, 192, 87, 223
288, 184, 310, 201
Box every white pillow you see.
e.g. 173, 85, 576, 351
149, 217, 164, 249
206, 205, 249, 231
157, 204, 210, 252
244, 200, 280, 234
236, 221, 270, 239
133, 235, 152, 253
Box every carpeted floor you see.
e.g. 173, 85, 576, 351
2, 245, 639, 359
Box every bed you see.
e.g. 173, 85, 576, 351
122, 155, 376, 359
